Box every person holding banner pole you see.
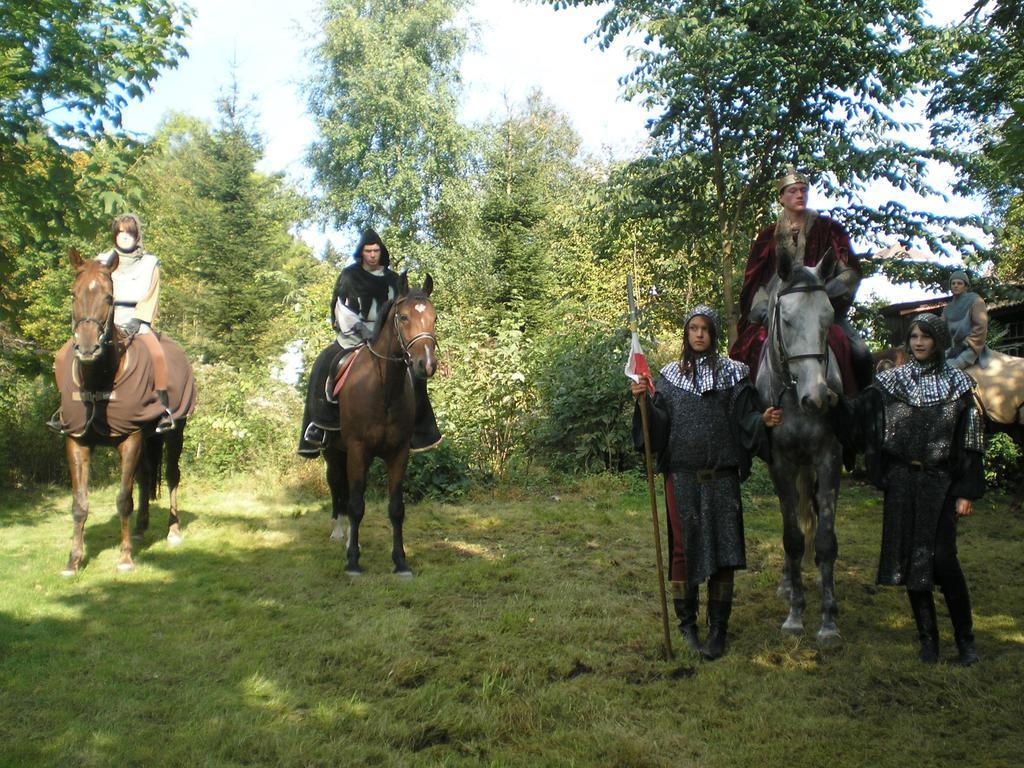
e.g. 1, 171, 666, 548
630, 305, 781, 660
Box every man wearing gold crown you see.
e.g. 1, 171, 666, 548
728, 166, 872, 394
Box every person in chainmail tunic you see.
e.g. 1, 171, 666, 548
848, 313, 985, 666
631, 305, 780, 660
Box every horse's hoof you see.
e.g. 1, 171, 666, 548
345, 569, 362, 577
60, 567, 78, 578
132, 531, 145, 541
166, 532, 183, 547
781, 618, 804, 635
329, 529, 345, 542
116, 561, 135, 572
817, 627, 842, 645
394, 569, 414, 578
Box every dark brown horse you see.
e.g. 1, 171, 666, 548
323, 273, 437, 576
59, 251, 190, 575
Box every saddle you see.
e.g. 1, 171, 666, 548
52, 334, 196, 437
329, 346, 364, 401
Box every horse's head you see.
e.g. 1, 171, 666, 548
769, 247, 837, 412
69, 250, 117, 362
391, 272, 437, 380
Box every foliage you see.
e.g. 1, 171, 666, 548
544, 0, 974, 342
182, 363, 303, 477
0, 0, 191, 280
530, 320, 636, 472
365, 438, 472, 502
0, 360, 66, 485
2, 477, 1023, 766
983, 431, 1022, 488
134, 89, 312, 368
930, 1, 1024, 282
431, 306, 531, 478
306, 0, 470, 253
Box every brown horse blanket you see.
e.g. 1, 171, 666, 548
54, 334, 196, 437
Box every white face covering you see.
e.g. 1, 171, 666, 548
115, 232, 137, 251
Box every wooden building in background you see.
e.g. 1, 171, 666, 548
878, 290, 1024, 356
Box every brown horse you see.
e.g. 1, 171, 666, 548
323, 273, 437, 575
59, 251, 191, 575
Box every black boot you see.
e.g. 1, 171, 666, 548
942, 584, 979, 667
410, 377, 442, 452
673, 585, 700, 653
701, 576, 733, 661
908, 590, 940, 664
156, 390, 175, 434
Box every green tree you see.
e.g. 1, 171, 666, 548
306, 0, 470, 255
544, 0, 962, 342
135, 87, 312, 367
0, 0, 191, 281
478, 92, 585, 329
930, 1, 1024, 282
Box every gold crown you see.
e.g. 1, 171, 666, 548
775, 165, 810, 192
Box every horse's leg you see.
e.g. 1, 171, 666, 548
164, 425, 185, 546
325, 449, 348, 542
773, 461, 806, 634
114, 433, 143, 572
63, 439, 91, 576
386, 447, 412, 576
344, 447, 369, 575
133, 437, 153, 540
814, 443, 842, 644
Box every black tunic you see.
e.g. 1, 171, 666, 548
849, 369, 985, 590
634, 361, 769, 586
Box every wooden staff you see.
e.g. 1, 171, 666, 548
627, 275, 673, 660
638, 392, 674, 660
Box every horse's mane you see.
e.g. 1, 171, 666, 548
781, 265, 822, 290
370, 288, 432, 344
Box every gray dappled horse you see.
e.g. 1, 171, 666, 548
757, 247, 843, 642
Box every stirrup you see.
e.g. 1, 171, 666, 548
155, 410, 176, 434
46, 409, 68, 435
303, 423, 329, 446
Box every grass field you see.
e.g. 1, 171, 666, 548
1, 466, 1022, 767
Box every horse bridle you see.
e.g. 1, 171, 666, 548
771, 282, 831, 390
367, 295, 438, 365
71, 293, 115, 354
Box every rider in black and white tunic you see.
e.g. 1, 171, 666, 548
299, 229, 398, 455
631, 305, 780, 659
298, 228, 441, 456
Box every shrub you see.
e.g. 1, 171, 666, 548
530, 322, 636, 473
984, 431, 1021, 489
182, 363, 302, 477
365, 438, 471, 503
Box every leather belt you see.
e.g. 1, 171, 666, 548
688, 467, 738, 484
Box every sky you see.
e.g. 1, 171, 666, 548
120, 0, 981, 302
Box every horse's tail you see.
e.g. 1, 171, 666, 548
797, 466, 816, 566
145, 434, 164, 500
